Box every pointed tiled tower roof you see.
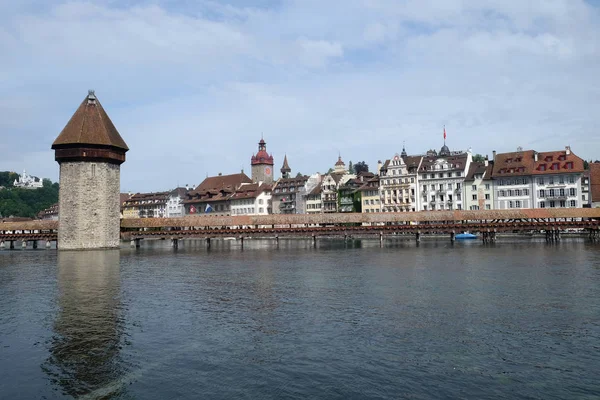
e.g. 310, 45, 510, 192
52, 90, 128, 151
280, 154, 291, 177
52, 91, 128, 165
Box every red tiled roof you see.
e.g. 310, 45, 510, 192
192, 173, 252, 193
420, 152, 468, 172
465, 161, 493, 181
590, 162, 600, 202
230, 183, 272, 200
492, 148, 584, 177
52, 91, 129, 151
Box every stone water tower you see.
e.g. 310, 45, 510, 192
52, 91, 128, 250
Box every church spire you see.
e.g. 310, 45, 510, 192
280, 154, 291, 178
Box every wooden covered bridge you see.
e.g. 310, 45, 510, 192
2, 209, 600, 249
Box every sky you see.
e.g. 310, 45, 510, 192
1, 0, 599, 192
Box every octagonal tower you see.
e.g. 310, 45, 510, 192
52, 91, 128, 250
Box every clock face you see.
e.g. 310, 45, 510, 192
265, 167, 272, 176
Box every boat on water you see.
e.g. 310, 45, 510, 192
455, 232, 477, 240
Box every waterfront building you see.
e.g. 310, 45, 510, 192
230, 182, 272, 215
582, 171, 591, 207
590, 162, 600, 207
463, 160, 494, 210
122, 191, 170, 218
13, 170, 43, 189
184, 173, 252, 216
357, 174, 381, 213
251, 138, 275, 184
492, 146, 585, 209
120, 193, 133, 218
51, 90, 128, 250
321, 156, 355, 213
37, 203, 59, 220
305, 184, 323, 214
418, 145, 472, 211
380, 148, 423, 212
166, 188, 188, 218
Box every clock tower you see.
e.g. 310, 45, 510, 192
250, 137, 274, 184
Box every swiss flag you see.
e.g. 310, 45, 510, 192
190, 205, 197, 214
443, 126, 446, 140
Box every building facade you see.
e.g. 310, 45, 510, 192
463, 160, 494, 210
588, 162, 600, 207
51, 90, 128, 250
357, 175, 380, 213
251, 138, 275, 184
418, 146, 472, 211
122, 192, 170, 218
184, 173, 252, 216
166, 188, 188, 218
230, 183, 272, 215
493, 147, 585, 209
379, 149, 422, 212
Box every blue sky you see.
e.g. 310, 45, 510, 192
1, 0, 599, 192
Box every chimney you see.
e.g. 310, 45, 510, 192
377, 160, 382, 174
492, 150, 496, 161
484, 158, 489, 167
534, 152, 538, 162
565, 145, 571, 155
218, 172, 222, 176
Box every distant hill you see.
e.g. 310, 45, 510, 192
0, 172, 59, 218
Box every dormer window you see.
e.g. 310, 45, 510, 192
565, 162, 573, 170
551, 162, 560, 170
539, 164, 546, 171
558, 155, 566, 161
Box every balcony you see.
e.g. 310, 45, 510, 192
340, 197, 354, 205
541, 194, 568, 200
280, 204, 296, 211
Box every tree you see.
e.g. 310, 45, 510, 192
473, 154, 485, 162
584, 160, 590, 170
354, 161, 369, 175
348, 160, 354, 174
326, 168, 334, 174
295, 172, 303, 178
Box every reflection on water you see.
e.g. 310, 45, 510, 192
42, 250, 128, 398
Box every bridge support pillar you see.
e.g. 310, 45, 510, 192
240, 236, 244, 248
416, 231, 421, 243
450, 231, 455, 243
275, 236, 279, 247
206, 237, 211, 248
22, 241, 27, 249
312, 234, 317, 247
32, 240, 37, 249
379, 232, 384, 246
171, 238, 179, 249
9, 241, 14, 250
46, 241, 51, 249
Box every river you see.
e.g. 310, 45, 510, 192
1, 238, 599, 399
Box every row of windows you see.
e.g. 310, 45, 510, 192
539, 200, 577, 208
498, 189, 530, 197
497, 178, 529, 185
382, 178, 415, 185
470, 205, 492, 210
472, 194, 491, 200
422, 183, 462, 191
539, 188, 577, 197
537, 176, 576, 185
363, 199, 381, 205
423, 204, 463, 211
421, 172, 463, 179
471, 184, 491, 191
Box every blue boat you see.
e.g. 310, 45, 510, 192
455, 232, 477, 240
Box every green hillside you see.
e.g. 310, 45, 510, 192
0, 172, 59, 218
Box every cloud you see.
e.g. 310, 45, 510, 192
0, 0, 599, 191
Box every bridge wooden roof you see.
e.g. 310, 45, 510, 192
2, 209, 600, 232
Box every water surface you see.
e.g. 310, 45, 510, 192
1, 239, 599, 399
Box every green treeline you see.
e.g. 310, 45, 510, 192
0, 175, 59, 218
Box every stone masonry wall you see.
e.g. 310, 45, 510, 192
58, 161, 121, 249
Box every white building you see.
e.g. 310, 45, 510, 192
229, 182, 272, 215
166, 188, 188, 218
13, 170, 43, 189
321, 157, 355, 213
379, 148, 422, 212
418, 145, 472, 211
492, 146, 585, 209
463, 160, 494, 210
